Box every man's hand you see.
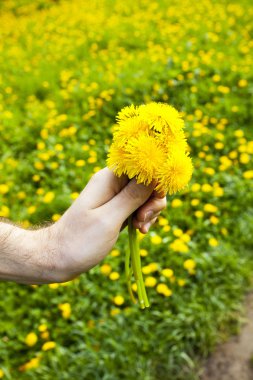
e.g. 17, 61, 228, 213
0, 168, 166, 284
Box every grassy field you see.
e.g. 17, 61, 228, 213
0, 0, 253, 379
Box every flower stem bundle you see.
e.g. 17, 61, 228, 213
107, 102, 193, 308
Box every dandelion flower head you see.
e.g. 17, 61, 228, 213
107, 102, 193, 195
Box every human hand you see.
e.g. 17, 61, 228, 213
49, 167, 167, 282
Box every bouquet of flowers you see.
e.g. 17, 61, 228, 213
107, 102, 193, 309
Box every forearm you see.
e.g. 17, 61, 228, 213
0, 221, 60, 284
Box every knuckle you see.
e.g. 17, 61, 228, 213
124, 183, 142, 202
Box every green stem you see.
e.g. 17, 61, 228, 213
128, 215, 150, 309
125, 242, 136, 304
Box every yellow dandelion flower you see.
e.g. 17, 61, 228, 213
25, 332, 38, 347
42, 341, 56, 351
156, 149, 193, 195
138, 102, 184, 134
183, 259, 196, 271
113, 295, 124, 306
124, 134, 167, 185
116, 104, 139, 122
113, 116, 149, 147
145, 276, 157, 287
107, 143, 128, 177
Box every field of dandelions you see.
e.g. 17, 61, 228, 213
0, 0, 253, 379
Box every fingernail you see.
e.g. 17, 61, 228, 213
143, 222, 151, 233
144, 210, 154, 222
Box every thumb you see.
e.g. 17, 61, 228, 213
99, 178, 155, 225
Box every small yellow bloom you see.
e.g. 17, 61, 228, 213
34, 161, 44, 170
191, 183, 200, 192
204, 204, 218, 213
110, 249, 120, 257
109, 272, 120, 280
17, 191, 26, 199
42, 341, 56, 351
52, 214, 61, 222
49, 283, 59, 289
0, 184, 9, 194
210, 216, 219, 225
140, 249, 148, 257
0, 369, 4, 378
158, 217, 168, 226
20, 357, 40, 371
0, 205, 10, 218
173, 228, 183, 237
58, 303, 71, 319
145, 276, 157, 287
70, 192, 79, 200
202, 184, 212, 192
43, 192, 55, 203
191, 199, 200, 206
170, 239, 189, 253
171, 199, 183, 208
76, 159, 86, 167
25, 332, 38, 347
100, 264, 112, 275
151, 235, 162, 245
110, 308, 121, 316
183, 259, 196, 271
161, 268, 174, 278
178, 279, 186, 287
41, 331, 49, 340
156, 283, 172, 297
238, 79, 248, 88
113, 295, 125, 306
195, 210, 204, 218
243, 170, 253, 179
27, 206, 36, 215
38, 324, 47, 332
240, 153, 250, 164
209, 238, 219, 247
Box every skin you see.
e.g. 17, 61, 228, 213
0, 168, 166, 284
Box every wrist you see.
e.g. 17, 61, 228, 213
0, 222, 64, 284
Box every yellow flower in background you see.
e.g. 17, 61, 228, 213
109, 272, 120, 280
0, 369, 4, 378
113, 295, 125, 306
156, 283, 172, 297
58, 303, 71, 319
25, 332, 38, 347
204, 204, 218, 213
42, 341, 56, 351
209, 238, 219, 247
107, 102, 193, 195
171, 199, 183, 208
0, 184, 9, 194
19, 356, 41, 371
243, 170, 253, 179
0, 206, 10, 218
183, 259, 196, 272
100, 264, 112, 275
151, 234, 162, 245
161, 268, 174, 278
178, 279, 186, 287
145, 276, 157, 287
43, 192, 55, 203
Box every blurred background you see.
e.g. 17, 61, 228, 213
0, 0, 253, 379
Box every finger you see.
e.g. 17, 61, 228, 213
74, 167, 129, 210
139, 216, 158, 234
132, 211, 161, 229
134, 195, 167, 223
100, 178, 155, 225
